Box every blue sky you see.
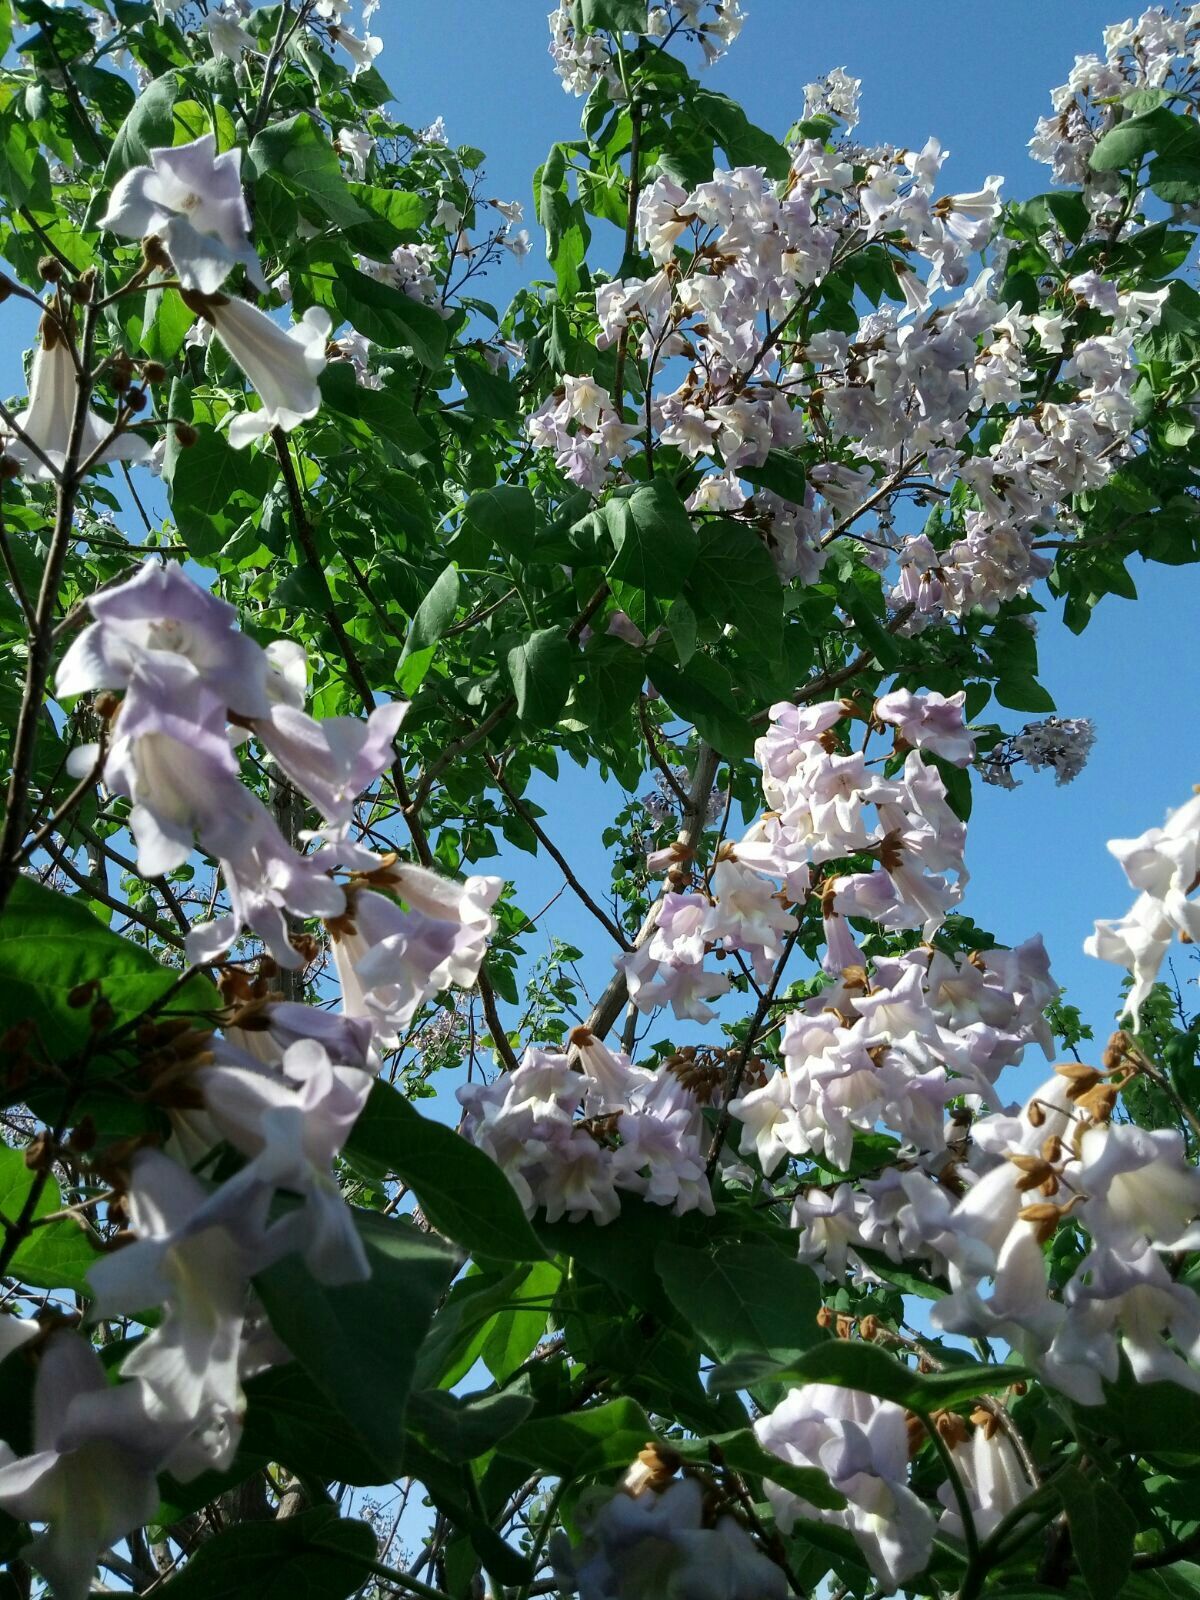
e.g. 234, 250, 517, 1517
376, 0, 1200, 1042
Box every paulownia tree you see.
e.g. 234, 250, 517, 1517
0, 2, 1198, 1597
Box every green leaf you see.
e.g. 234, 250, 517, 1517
0, 1143, 98, 1292
1056, 1467, 1136, 1600
343, 183, 426, 255
742, 450, 808, 504
1091, 107, 1200, 173
646, 651, 754, 759
407, 1389, 535, 1463
501, 1397, 655, 1478
690, 89, 791, 178
685, 518, 783, 661
656, 1242, 822, 1363
570, 0, 646, 29
255, 1211, 458, 1481
87, 72, 182, 222
0, 878, 217, 1063
675, 1429, 846, 1511
506, 626, 575, 728
481, 1259, 561, 1382
319, 362, 429, 454
463, 486, 538, 558
994, 674, 1056, 715
709, 1341, 1028, 1411
154, 1507, 374, 1600
249, 114, 369, 228
606, 480, 698, 598
332, 266, 449, 367
397, 564, 459, 694
162, 405, 276, 556
343, 1082, 544, 1261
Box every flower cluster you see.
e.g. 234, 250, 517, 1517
1030, 6, 1200, 203
96, 135, 330, 448
978, 715, 1097, 790
1086, 788, 1200, 1022
756, 1389, 1034, 1588
548, 0, 746, 96
458, 1027, 719, 1224
622, 691, 980, 1036
554, 1448, 787, 1599
0, 561, 502, 1595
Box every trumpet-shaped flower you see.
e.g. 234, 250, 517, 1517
0, 1334, 165, 1600
9, 329, 152, 481
100, 134, 265, 295
185, 294, 331, 446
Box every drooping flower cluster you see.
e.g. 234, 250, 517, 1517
978, 715, 1097, 790
554, 1449, 787, 1599
548, 0, 746, 96
0, 560, 503, 1596
755, 1383, 934, 1588
1030, 7, 1200, 202
622, 691, 979, 1032
98, 134, 329, 447
458, 1027, 719, 1224
1086, 787, 1200, 1022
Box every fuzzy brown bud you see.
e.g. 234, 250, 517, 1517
38, 256, 63, 284
0, 455, 21, 483
174, 422, 199, 448
67, 979, 98, 1009
143, 361, 167, 384
125, 388, 148, 413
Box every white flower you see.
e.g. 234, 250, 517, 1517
8, 327, 152, 481
202, 11, 260, 59
330, 23, 382, 76
0, 1334, 165, 1600
100, 133, 265, 295
187, 295, 331, 446
337, 125, 374, 180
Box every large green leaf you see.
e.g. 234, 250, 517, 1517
332, 266, 449, 367
646, 651, 755, 759
685, 518, 783, 661
255, 1210, 458, 1480
0, 878, 217, 1063
343, 1081, 543, 1261
319, 362, 429, 454
396, 563, 459, 694
463, 485, 538, 558
605, 480, 698, 598
656, 1242, 821, 1364
154, 1507, 374, 1600
506, 625, 575, 727
249, 114, 369, 228
1056, 1467, 1136, 1600
709, 1340, 1029, 1411
501, 1397, 655, 1478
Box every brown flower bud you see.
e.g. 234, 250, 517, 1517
94, 689, 121, 720
67, 979, 99, 1009
934, 1410, 969, 1448
125, 388, 148, 413
859, 1314, 880, 1342
143, 361, 167, 384
174, 422, 199, 448
38, 256, 63, 284
1027, 1099, 1046, 1127
0, 455, 20, 482
142, 235, 172, 272
816, 1305, 834, 1330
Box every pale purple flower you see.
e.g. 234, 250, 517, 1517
100, 134, 265, 295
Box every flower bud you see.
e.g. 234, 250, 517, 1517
0, 456, 21, 482
174, 422, 199, 448
143, 361, 167, 384
38, 256, 63, 284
